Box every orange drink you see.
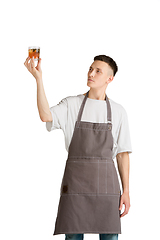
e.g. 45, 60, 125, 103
28, 46, 40, 60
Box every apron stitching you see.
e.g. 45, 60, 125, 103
76, 122, 111, 125
62, 231, 120, 234
68, 156, 113, 159
67, 161, 113, 163
112, 165, 115, 194
77, 121, 110, 124
98, 159, 99, 195
61, 193, 121, 196
106, 160, 107, 194
76, 126, 111, 131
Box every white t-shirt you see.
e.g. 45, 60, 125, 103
46, 93, 132, 159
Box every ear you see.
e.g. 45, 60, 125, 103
106, 76, 114, 84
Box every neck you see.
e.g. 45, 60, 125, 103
84, 89, 106, 100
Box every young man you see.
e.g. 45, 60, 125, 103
24, 55, 132, 240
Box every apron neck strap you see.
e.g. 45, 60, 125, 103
77, 90, 112, 123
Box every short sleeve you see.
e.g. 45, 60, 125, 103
46, 97, 68, 132
116, 108, 132, 155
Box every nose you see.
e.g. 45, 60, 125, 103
89, 69, 95, 78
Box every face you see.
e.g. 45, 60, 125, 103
87, 60, 114, 90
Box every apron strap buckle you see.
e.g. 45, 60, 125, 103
107, 121, 112, 130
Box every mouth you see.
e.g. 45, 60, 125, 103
88, 79, 94, 82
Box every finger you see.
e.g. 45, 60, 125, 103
36, 58, 42, 70
25, 57, 35, 74
31, 57, 35, 68
120, 210, 127, 218
38, 58, 42, 64
120, 203, 130, 218
24, 56, 30, 67
119, 198, 123, 211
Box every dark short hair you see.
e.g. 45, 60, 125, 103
94, 55, 118, 76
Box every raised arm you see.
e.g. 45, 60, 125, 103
24, 57, 53, 122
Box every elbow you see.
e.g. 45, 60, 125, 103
117, 152, 129, 158
41, 117, 47, 122
39, 111, 53, 122
40, 115, 53, 122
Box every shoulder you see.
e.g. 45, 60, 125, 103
62, 93, 84, 104
54, 94, 84, 112
109, 98, 126, 111
109, 98, 128, 120
67, 93, 84, 100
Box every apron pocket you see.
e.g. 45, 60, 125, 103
61, 161, 98, 194
107, 162, 121, 194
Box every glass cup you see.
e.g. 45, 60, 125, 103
28, 46, 40, 61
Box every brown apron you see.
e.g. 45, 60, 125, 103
53, 90, 121, 235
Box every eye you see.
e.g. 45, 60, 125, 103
89, 67, 92, 71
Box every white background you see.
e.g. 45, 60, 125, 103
0, 0, 160, 239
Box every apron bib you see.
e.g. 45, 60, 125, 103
53, 90, 121, 235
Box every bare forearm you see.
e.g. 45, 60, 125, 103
24, 57, 52, 122
116, 152, 130, 193
36, 78, 52, 122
